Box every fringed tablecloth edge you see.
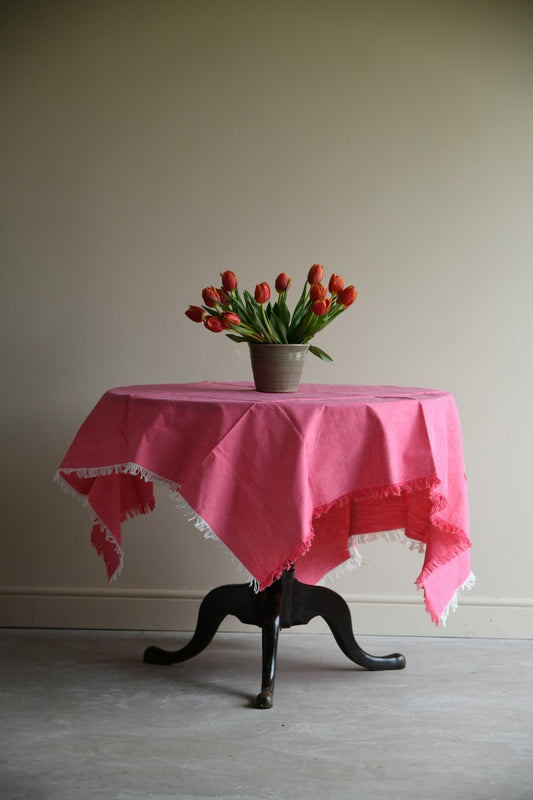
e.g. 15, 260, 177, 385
54, 468, 126, 582
169, 488, 261, 590
435, 571, 476, 627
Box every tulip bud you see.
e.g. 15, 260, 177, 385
275, 273, 291, 292
338, 285, 358, 307
204, 315, 225, 332
307, 263, 324, 285
218, 287, 230, 305
220, 270, 237, 292
202, 286, 222, 308
254, 282, 271, 304
185, 305, 206, 323
312, 298, 332, 316
309, 283, 327, 302
221, 311, 241, 329
328, 274, 344, 295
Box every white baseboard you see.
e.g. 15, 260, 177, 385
1, 586, 532, 638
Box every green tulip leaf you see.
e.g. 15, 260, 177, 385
309, 344, 333, 362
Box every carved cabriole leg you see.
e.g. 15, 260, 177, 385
287, 578, 406, 671
143, 582, 260, 665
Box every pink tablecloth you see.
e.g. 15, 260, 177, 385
55, 382, 474, 625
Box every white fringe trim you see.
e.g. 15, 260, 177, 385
97, 528, 125, 582
317, 536, 363, 585
169, 488, 260, 590
438, 571, 476, 627
54, 469, 125, 581
55, 465, 473, 615
319, 529, 474, 626
317, 529, 425, 586
354, 528, 426, 555
55, 462, 177, 488
55, 463, 260, 590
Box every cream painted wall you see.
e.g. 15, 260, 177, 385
2, 0, 532, 637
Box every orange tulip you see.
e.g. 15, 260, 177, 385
307, 263, 324, 284
312, 298, 332, 316
202, 286, 221, 308
338, 285, 357, 307
221, 311, 241, 329
218, 287, 230, 305
254, 282, 271, 304
275, 273, 291, 292
185, 305, 206, 323
204, 315, 225, 332
328, 274, 344, 295
220, 270, 237, 292
310, 283, 327, 302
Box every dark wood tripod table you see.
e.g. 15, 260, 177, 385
56, 383, 471, 708
143, 566, 405, 709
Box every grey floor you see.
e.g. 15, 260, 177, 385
1, 630, 532, 800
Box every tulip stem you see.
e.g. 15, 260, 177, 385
261, 304, 280, 343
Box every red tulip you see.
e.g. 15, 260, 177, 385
204, 315, 225, 332
328, 274, 344, 294
338, 285, 358, 307
185, 305, 206, 323
275, 273, 291, 292
221, 311, 241, 329
254, 282, 271, 304
309, 283, 327, 302
202, 286, 222, 308
307, 263, 324, 285
220, 270, 237, 292
312, 298, 332, 316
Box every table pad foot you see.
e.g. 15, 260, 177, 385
256, 690, 274, 709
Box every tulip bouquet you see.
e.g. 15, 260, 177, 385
185, 264, 357, 362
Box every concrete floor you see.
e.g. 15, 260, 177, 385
1, 630, 532, 800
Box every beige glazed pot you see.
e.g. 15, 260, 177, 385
248, 343, 309, 393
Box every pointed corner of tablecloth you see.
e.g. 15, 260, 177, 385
437, 571, 476, 627
90, 523, 124, 583
418, 567, 476, 627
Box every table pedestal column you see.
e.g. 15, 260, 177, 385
143, 568, 406, 708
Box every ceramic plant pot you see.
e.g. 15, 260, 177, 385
248, 343, 309, 393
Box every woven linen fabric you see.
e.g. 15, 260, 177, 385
56, 382, 473, 625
